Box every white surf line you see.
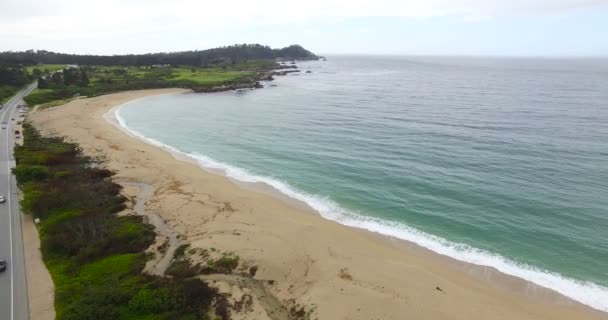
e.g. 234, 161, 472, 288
108, 91, 608, 313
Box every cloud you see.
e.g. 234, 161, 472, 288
1, 0, 606, 53
3, 0, 607, 21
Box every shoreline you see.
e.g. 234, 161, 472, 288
30, 89, 607, 319
109, 91, 608, 313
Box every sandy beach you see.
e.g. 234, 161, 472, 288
29, 89, 607, 320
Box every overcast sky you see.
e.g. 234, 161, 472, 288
1, 0, 607, 56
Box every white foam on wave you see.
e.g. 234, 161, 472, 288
112, 104, 608, 313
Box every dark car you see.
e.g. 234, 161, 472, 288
0, 260, 6, 272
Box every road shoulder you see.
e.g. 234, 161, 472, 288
22, 213, 55, 320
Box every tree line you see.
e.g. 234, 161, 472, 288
0, 44, 318, 67
0, 66, 32, 86
38, 67, 89, 89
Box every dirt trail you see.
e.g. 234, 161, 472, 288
121, 181, 292, 319
198, 273, 291, 320
120, 181, 181, 276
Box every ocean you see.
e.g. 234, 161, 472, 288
116, 55, 608, 311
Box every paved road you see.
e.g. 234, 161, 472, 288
1, 83, 36, 320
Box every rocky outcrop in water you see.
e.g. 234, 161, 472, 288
193, 63, 300, 93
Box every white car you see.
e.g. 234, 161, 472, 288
1, 125, 6, 129
0, 196, 5, 203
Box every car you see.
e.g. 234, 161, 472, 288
0, 195, 5, 203
1, 125, 6, 129
0, 260, 6, 272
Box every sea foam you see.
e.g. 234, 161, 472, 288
112, 104, 608, 313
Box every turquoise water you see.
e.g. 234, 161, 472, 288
117, 56, 608, 311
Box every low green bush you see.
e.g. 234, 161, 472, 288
208, 256, 240, 274
1, 85, 21, 103
166, 259, 198, 278
12, 165, 49, 183
129, 288, 178, 313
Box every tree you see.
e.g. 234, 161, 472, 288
63, 67, 79, 85
0, 66, 31, 86
0, 44, 317, 66
37, 76, 49, 89
80, 70, 89, 87
51, 72, 63, 87
32, 68, 42, 78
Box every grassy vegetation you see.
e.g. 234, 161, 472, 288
24, 63, 273, 107
171, 68, 254, 85
167, 245, 241, 278
230, 59, 278, 70
14, 124, 224, 320
25, 64, 66, 74
1, 84, 21, 103
208, 255, 240, 273
0, 66, 30, 102
38, 97, 79, 109
0, 64, 65, 103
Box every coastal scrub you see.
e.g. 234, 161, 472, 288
13, 123, 222, 319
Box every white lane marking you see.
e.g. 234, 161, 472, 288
5, 97, 15, 320
3, 83, 36, 320
2, 85, 30, 320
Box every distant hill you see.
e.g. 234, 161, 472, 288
0, 44, 319, 66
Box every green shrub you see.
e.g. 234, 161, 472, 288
166, 260, 198, 278
204, 255, 240, 274
54, 170, 72, 178
174, 244, 189, 259
12, 165, 49, 183
39, 209, 83, 235
20, 183, 41, 214
128, 288, 178, 313
1, 85, 21, 103
62, 303, 120, 320
113, 216, 156, 253
78, 254, 141, 284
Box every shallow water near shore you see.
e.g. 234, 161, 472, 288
116, 55, 608, 311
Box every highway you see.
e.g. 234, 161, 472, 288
0, 82, 36, 320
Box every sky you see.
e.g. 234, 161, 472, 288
1, 0, 607, 56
